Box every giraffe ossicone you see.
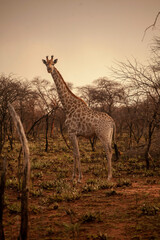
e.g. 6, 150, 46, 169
42, 55, 119, 182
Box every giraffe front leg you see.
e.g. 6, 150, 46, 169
69, 133, 82, 183
72, 155, 77, 180
77, 154, 82, 183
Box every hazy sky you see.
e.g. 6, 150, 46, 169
0, 0, 160, 87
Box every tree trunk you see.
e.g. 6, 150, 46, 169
128, 123, 133, 149
50, 117, 55, 137
8, 118, 14, 150
0, 123, 3, 155
89, 136, 97, 152
145, 122, 155, 169
45, 114, 49, 152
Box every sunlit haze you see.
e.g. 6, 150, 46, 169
0, 0, 160, 87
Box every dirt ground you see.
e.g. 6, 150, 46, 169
2, 138, 160, 239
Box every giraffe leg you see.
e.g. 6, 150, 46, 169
99, 135, 113, 181
106, 144, 113, 180
105, 143, 112, 180
69, 133, 82, 182
72, 153, 77, 180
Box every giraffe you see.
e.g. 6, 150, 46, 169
42, 55, 118, 182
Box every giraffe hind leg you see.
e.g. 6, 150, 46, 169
99, 135, 113, 181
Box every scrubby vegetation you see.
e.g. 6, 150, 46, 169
1, 135, 160, 239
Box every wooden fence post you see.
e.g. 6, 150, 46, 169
8, 103, 30, 240
0, 157, 7, 240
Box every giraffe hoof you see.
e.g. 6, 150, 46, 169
107, 176, 112, 181
78, 175, 83, 183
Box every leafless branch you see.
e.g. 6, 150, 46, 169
142, 11, 160, 41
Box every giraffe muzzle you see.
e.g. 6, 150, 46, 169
47, 67, 52, 73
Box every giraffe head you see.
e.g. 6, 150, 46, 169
42, 55, 58, 73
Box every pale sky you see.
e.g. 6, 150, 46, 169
0, 0, 160, 87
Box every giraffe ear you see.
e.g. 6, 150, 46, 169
54, 59, 58, 64
42, 59, 47, 65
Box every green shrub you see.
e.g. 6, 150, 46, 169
140, 203, 160, 216
116, 179, 131, 187
6, 178, 18, 190
8, 203, 21, 214
81, 212, 102, 223
90, 232, 108, 240
105, 190, 118, 197
30, 188, 43, 197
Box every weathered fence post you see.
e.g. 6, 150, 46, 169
8, 103, 30, 240
0, 157, 7, 240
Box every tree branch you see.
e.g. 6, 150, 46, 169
142, 11, 160, 41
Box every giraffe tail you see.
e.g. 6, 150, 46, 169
113, 122, 119, 161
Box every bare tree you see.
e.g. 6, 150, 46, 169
89, 78, 124, 116
31, 78, 59, 151
151, 36, 160, 72
112, 59, 160, 168
77, 85, 95, 107
0, 75, 21, 154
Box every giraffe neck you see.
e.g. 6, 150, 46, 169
51, 68, 86, 113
